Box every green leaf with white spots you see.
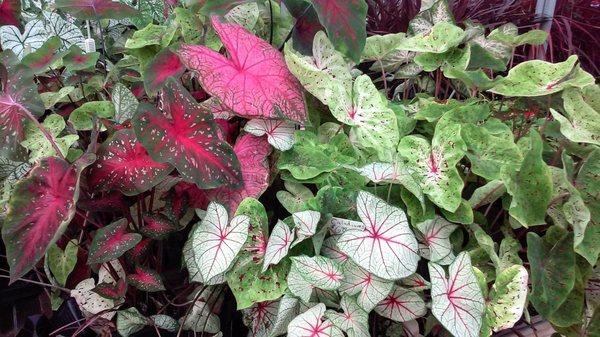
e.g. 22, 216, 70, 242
488, 55, 595, 97
409, 0, 454, 35
361, 33, 405, 62
398, 22, 465, 54
276, 181, 314, 213
21, 114, 78, 163
225, 2, 259, 31
485, 265, 528, 332
40, 86, 76, 109
47, 240, 78, 286
551, 86, 600, 145
69, 101, 115, 130
117, 307, 146, 337
112, 83, 139, 124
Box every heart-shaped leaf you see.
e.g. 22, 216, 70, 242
112, 83, 139, 124
143, 49, 185, 95
429, 252, 485, 337
178, 16, 307, 122
140, 213, 178, 239
415, 216, 458, 263
46, 239, 78, 286
398, 22, 465, 53
56, 0, 138, 20
551, 85, 600, 146
263, 220, 294, 272
337, 191, 420, 280
291, 210, 320, 246
2, 156, 89, 282
244, 119, 296, 151
287, 303, 341, 337
42, 11, 85, 51
486, 265, 528, 332
116, 307, 146, 337
88, 218, 142, 264
71, 278, 118, 320
21, 36, 63, 73
63, 45, 99, 72
133, 79, 241, 189
326, 296, 369, 337
374, 285, 427, 322
290, 255, 343, 290
192, 202, 249, 281
0, 19, 47, 59
276, 181, 314, 214
89, 129, 173, 196
356, 162, 424, 204
127, 265, 165, 292
339, 260, 394, 312
93, 279, 127, 300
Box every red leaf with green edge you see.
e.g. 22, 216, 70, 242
0, 51, 44, 159
309, 0, 367, 62
133, 79, 242, 189
92, 279, 127, 300
0, 0, 20, 26
141, 213, 178, 239
127, 238, 153, 260
282, 0, 324, 55
127, 266, 165, 292
21, 37, 63, 73
88, 219, 142, 264
63, 45, 99, 72
88, 129, 173, 196
143, 49, 185, 96
55, 0, 138, 20
206, 134, 271, 214
177, 16, 307, 122
200, 0, 246, 14
1, 156, 91, 283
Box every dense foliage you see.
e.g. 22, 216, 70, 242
0, 0, 598, 336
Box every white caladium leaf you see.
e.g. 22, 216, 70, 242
329, 217, 365, 235
401, 274, 431, 291
287, 303, 342, 337
262, 220, 294, 272
337, 191, 420, 280
356, 162, 424, 204
374, 285, 427, 322
180, 300, 221, 333
291, 210, 321, 246
183, 221, 226, 284
429, 252, 485, 337
0, 20, 47, 59
321, 237, 349, 264
116, 307, 146, 337
42, 11, 85, 50
487, 265, 529, 332
270, 295, 301, 337
112, 83, 139, 124
192, 202, 249, 281
243, 300, 279, 337
290, 255, 343, 291
71, 278, 118, 320
287, 264, 314, 302
326, 296, 370, 337
244, 119, 296, 151
416, 216, 458, 263
339, 261, 394, 312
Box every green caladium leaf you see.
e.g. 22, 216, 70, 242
69, 101, 115, 130
440, 199, 473, 224
361, 33, 405, 62
88, 218, 142, 264
150, 315, 179, 332
46, 239, 78, 286
409, 0, 454, 35
502, 131, 553, 227
397, 122, 465, 212
276, 181, 314, 213
224, 2, 259, 31
21, 114, 78, 162
40, 86, 76, 109
551, 86, 600, 145
466, 43, 507, 71
112, 83, 139, 124
574, 149, 600, 266
488, 23, 548, 47
174, 7, 203, 44
398, 22, 465, 54
63, 45, 99, 72
469, 223, 501, 269
117, 307, 146, 337
443, 66, 496, 91
548, 260, 588, 328
485, 265, 528, 332
527, 232, 575, 317
226, 198, 288, 310
469, 180, 506, 209
125, 24, 171, 49
489, 55, 595, 97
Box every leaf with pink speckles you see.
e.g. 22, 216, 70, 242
127, 265, 165, 292
133, 78, 242, 189
89, 129, 173, 196
88, 218, 142, 264
374, 285, 427, 322
177, 16, 307, 122
205, 134, 271, 214
1, 156, 91, 282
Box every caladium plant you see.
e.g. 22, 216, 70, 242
0, 0, 599, 336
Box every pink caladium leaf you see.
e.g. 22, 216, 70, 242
127, 266, 166, 292
262, 220, 294, 272
88, 129, 173, 196
205, 134, 271, 213
191, 202, 249, 280
88, 218, 142, 264
429, 252, 486, 337
55, 0, 138, 20
0, 51, 44, 159
337, 191, 420, 280
290, 255, 343, 290
178, 16, 307, 122
1, 156, 91, 282
133, 79, 242, 189
339, 260, 394, 312
287, 303, 342, 337
0, 0, 20, 26
143, 49, 185, 96
374, 285, 427, 322
415, 216, 458, 264
244, 119, 296, 151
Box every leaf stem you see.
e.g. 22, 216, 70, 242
0, 274, 70, 292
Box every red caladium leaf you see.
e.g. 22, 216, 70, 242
144, 49, 185, 95
282, 0, 324, 55
55, 0, 138, 20
205, 134, 271, 213
178, 16, 307, 122
0, 51, 44, 159
141, 213, 178, 239
88, 129, 173, 196
133, 78, 242, 189
0, 0, 20, 26
21, 37, 63, 74
127, 265, 166, 292
1, 156, 91, 282
88, 219, 142, 264
309, 0, 368, 62
128, 238, 153, 260
92, 279, 127, 300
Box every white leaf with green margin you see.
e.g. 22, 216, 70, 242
326, 296, 370, 337
71, 278, 118, 320
321, 237, 349, 264
290, 255, 343, 291
183, 221, 226, 284
245, 119, 296, 151
150, 314, 179, 332
225, 2, 259, 31
292, 210, 320, 246
46, 240, 78, 286
398, 22, 465, 53
179, 299, 221, 333
42, 11, 85, 50
287, 264, 313, 302
69, 101, 115, 130
287, 303, 341, 337
0, 20, 47, 59
112, 83, 139, 124
337, 191, 419, 280
339, 260, 394, 312
409, 0, 454, 35
117, 307, 146, 337
429, 252, 485, 337
356, 162, 424, 205
374, 285, 427, 322
21, 114, 78, 163
550, 85, 600, 145
415, 216, 457, 263
263, 220, 294, 272
329, 217, 365, 235
486, 265, 528, 332
401, 273, 431, 291
488, 55, 594, 97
